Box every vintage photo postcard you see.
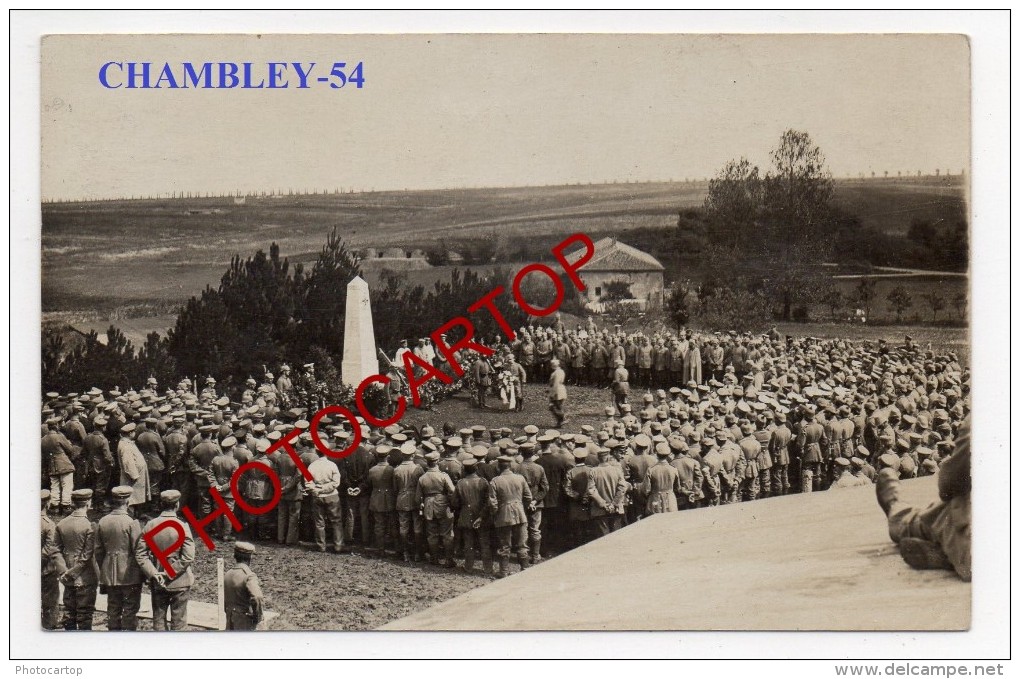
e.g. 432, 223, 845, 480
33, 31, 975, 639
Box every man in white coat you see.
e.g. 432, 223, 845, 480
117, 423, 150, 516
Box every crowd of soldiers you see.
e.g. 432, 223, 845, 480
40, 323, 969, 630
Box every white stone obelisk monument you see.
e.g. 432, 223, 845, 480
341, 276, 378, 387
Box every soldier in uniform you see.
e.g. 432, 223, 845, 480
611, 359, 630, 416
797, 408, 828, 493
717, 431, 746, 505
53, 488, 98, 630
117, 423, 151, 515
162, 415, 189, 498
417, 452, 457, 567
269, 434, 302, 546
588, 448, 629, 536
238, 440, 276, 541
393, 442, 425, 562
488, 455, 534, 578
341, 433, 375, 548
210, 436, 241, 541
700, 436, 724, 507
769, 412, 793, 496
471, 355, 493, 409
623, 434, 653, 524
509, 355, 527, 411
563, 446, 596, 546
200, 377, 218, 403
875, 416, 971, 581
737, 422, 763, 502
136, 490, 196, 631
40, 489, 61, 629
517, 443, 549, 563
224, 542, 265, 630
367, 446, 397, 555
42, 418, 77, 516
829, 457, 863, 488
135, 420, 166, 514
643, 442, 681, 514
95, 486, 143, 630
452, 457, 492, 574
548, 359, 568, 427
536, 433, 573, 557
275, 364, 294, 407
306, 446, 346, 553
670, 437, 704, 510
82, 420, 114, 509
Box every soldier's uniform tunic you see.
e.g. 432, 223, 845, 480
224, 562, 265, 630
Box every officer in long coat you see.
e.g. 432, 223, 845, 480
681, 340, 705, 383
117, 423, 151, 513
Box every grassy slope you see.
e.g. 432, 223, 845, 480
41, 177, 967, 320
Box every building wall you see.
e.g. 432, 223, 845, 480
579, 270, 664, 310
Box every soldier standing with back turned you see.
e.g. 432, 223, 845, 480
223, 542, 265, 630
95, 486, 144, 630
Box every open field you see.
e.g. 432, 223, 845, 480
42, 177, 966, 316
825, 274, 968, 325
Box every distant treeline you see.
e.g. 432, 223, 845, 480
412, 205, 967, 282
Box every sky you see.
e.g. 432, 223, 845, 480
41, 33, 970, 200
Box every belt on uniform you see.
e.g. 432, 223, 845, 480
424, 492, 445, 497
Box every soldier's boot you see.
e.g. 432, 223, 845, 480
801, 470, 813, 494
402, 547, 412, 563
482, 559, 493, 576
497, 556, 510, 578
899, 538, 953, 572
443, 544, 457, 568
875, 468, 901, 516
464, 553, 475, 572
517, 555, 530, 571
530, 539, 543, 565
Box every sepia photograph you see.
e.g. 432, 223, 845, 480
10, 12, 1011, 668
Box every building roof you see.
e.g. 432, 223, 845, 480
566, 237, 664, 273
